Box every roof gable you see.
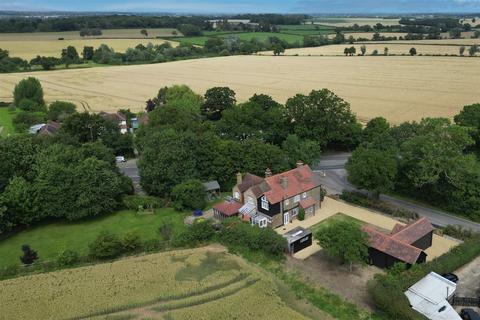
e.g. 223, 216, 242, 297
391, 218, 434, 245
263, 165, 320, 204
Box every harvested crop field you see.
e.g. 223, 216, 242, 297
0, 38, 177, 60
0, 28, 180, 41
275, 43, 469, 56
0, 55, 479, 123
0, 246, 329, 320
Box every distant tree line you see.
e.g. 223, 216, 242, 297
0, 14, 308, 33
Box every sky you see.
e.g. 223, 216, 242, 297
1, 0, 479, 14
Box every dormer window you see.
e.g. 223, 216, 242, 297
261, 196, 269, 210
234, 192, 240, 200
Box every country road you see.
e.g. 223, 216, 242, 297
315, 152, 480, 232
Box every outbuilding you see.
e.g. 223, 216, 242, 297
283, 227, 312, 254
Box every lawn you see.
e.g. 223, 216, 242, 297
310, 213, 363, 234
0, 208, 189, 269
279, 24, 335, 36
0, 106, 16, 137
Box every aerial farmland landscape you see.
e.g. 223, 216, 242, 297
1, 1, 480, 320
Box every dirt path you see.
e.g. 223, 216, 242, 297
285, 251, 381, 311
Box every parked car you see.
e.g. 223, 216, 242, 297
441, 273, 459, 283
461, 308, 480, 320
115, 156, 126, 163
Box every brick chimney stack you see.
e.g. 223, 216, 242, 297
265, 168, 272, 178
236, 172, 242, 185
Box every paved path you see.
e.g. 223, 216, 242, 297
117, 159, 144, 195
314, 152, 480, 232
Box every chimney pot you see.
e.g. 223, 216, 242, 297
265, 168, 272, 178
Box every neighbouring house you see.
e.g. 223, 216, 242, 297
99, 111, 128, 134
28, 121, 61, 135
283, 227, 313, 254
213, 162, 323, 228
363, 217, 434, 269
207, 19, 259, 29
404, 272, 461, 320
203, 180, 220, 201
38, 121, 61, 136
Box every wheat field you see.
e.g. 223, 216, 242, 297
0, 38, 178, 60
273, 43, 469, 56
0, 247, 326, 320
0, 55, 479, 123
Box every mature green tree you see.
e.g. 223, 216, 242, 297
47, 101, 77, 121
248, 94, 282, 110
360, 45, 367, 55
12, 111, 47, 132
171, 179, 207, 210
273, 44, 285, 55
215, 99, 287, 144
0, 135, 39, 191
346, 146, 398, 198
82, 46, 94, 60
316, 220, 369, 272
13, 77, 45, 108
281, 134, 320, 167
201, 87, 236, 120
409, 47, 417, 56
61, 46, 80, 66
454, 103, 480, 148
398, 118, 473, 188
139, 128, 218, 196
285, 89, 362, 149
362, 117, 390, 144
459, 46, 466, 56
20, 244, 38, 265
469, 45, 478, 57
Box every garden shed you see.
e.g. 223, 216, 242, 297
283, 227, 312, 254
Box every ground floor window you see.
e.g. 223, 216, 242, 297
259, 218, 267, 228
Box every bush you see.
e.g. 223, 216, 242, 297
172, 220, 215, 247
219, 219, 287, 257
121, 231, 142, 252
158, 222, 173, 241
56, 249, 80, 267
88, 231, 123, 260
171, 179, 206, 211
443, 225, 476, 241
13, 77, 45, 108
122, 195, 164, 211
20, 244, 38, 265
298, 208, 305, 221
340, 191, 418, 221
12, 111, 47, 132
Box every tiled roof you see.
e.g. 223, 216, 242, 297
391, 218, 434, 245
38, 121, 61, 136
299, 197, 316, 209
263, 165, 321, 204
363, 226, 423, 265
100, 111, 126, 122
237, 173, 264, 193
213, 201, 242, 216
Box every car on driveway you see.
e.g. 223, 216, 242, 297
442, 273, 459, 283
460, 308, 480, 320
115, 156, 126, 163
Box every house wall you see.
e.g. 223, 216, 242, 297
416, 251, 427, 264
411, 232, 433, 250
257, 197, 281, 217
232, 185, 243, 203
368, 247, 403, 269
282, 186, 321, 212
243, 188, 257, 206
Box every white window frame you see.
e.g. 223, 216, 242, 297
284, 198, 290, 206
261, 196, 269, 210
259, 218, 268, 228
302, 192, 307, 199
234, 191, 240, 200
283, 212, 289, 225
294, 195, 300, 203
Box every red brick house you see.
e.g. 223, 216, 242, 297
213, 162, 323, 228
363, 217, 434, 269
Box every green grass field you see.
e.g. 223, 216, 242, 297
0, 106, 16, 137
0, 208, 188, 269
179, 31, 305, 46
279, 24, 335, 36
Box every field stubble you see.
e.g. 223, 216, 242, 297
1, 55, 478, 123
